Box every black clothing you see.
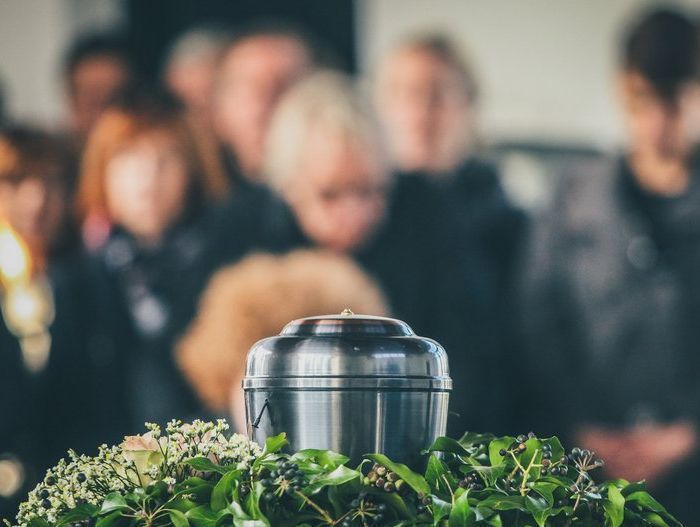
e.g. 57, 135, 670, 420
400, 158, 527, 298
0, 320, 43, 522
210, 176, 506, 435
47, 213, 215, 457
518, 154, 700, 525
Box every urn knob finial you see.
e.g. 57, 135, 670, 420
340, 308, 354, 316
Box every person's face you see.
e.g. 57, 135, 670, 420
69, 56, 130, 139
105, 129, 190, 245
618, 70, 700, 161
284, 127, 389, 254
212, 35, 310, 177
378, 48, 472, 173
166, 53, 219, 120
0, 175, 66, 260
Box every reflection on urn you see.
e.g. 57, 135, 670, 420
243, 312, 452, 468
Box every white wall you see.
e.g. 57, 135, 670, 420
2, 0, 700, 147
0, 0, 124, 129
357, 0, 700, 149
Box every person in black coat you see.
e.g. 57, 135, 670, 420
207, 70, 506, 435
374, 33, 526, 318
517, 9, 700, 524
0, 126, 82, 519
0, 318, 42, 522
45, 88, 230, 457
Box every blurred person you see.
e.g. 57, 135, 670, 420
0, 319, 38, 521
375, 35, 525, 297
209, 71, 505, 435
0, 127, 79, 270
0, 127, 76, 520
46, 87, 229, 456
178, 249, 388, 431
376, 34, 478, 174
211, 22, 315, 185
518, 8, 700, 523
164, 25, 231, 126
64, 33, 133, 146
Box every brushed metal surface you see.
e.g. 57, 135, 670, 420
243, 313, 451, 467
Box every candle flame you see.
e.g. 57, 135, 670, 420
0, 220, 52, 373
0, 221, 31, 288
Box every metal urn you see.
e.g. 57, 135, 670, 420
243, 311, 452, 467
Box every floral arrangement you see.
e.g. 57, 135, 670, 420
9, 420, 680, 527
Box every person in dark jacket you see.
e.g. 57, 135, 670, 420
46, 88, 230, 458
0, 127, 79, 517
208, 71, 506, 435
518, 8, 700, 524
211, 23, 316, 187
0, 318, 42, 522
374, 33, 526, 299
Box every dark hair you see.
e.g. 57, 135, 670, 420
64, 32, 133, 79
0, 125, 70, 185
622, 7, 700, 102
222, 19, 335, 69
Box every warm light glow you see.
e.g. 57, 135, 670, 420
0, 220, 52, 373
0, 221, 31, 287
8, 286, 41, 326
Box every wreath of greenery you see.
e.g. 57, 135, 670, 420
8, 420, 680, 527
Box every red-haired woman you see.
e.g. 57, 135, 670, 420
47, 86, 229, 457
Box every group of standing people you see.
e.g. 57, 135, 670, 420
2, 6, 700, 526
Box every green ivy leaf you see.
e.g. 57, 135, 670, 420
168, 509, 189, 527
457, 432, 496, 448
468, 465, 506, 487
365, 453, 430, 495
425, 455, 449, 490
644, 512, 670, 527
27, 518, 50, 527
304, 465, 360, 494
291, 449, 349, 470
431, 496, 452, 523
183, 457, 229, 475
56, 504, 98, 527
211, 470, 241, 511
478, 495, 527, 512
425, 437, 470, 456
95, 510, 122, 527
99, 493, 128, 514
525, 492, 552, 527
243, 482, 271, 526
620, 481, 646, 496
625, 491, 682, 526
449, 490, 475, 527
262, 433, 288, 455
531, 482, 557, 506
488, 437, 514, 466
604, 483, 625, 527
539, 437, 565, 462
179, 478, 214, 503
185, 505, 219, 527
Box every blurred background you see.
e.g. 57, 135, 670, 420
3, 0, 700, 525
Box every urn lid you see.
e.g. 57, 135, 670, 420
243, 311, 451, 391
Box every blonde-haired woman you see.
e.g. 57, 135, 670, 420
183, 70, 502, 436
